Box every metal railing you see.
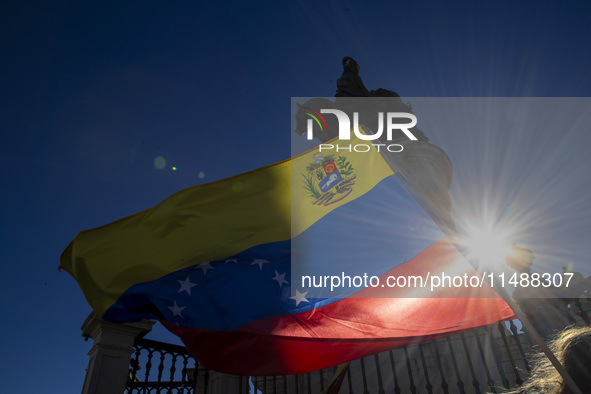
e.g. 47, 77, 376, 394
127, 337, 198, 393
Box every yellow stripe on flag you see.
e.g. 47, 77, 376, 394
60, 134, 395, 317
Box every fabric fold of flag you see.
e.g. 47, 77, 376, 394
60, 136, 514, 376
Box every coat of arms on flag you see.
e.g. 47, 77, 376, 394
302, 153, 357, 206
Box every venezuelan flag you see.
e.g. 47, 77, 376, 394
60, 136, 513, 375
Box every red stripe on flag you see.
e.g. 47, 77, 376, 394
161, 239, 514, 375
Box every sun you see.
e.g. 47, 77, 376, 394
459, 225, 513, 266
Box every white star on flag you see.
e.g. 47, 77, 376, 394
250, 259, 269, 270
168, 301, 186, 317
224, 259, 238, 264
271, 269, 288, 287
177, 275, 196, 295
290, 290, 309, 306
196, 262, 213, 275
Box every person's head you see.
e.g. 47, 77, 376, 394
506, 325, 591, 393
552, 326, 591, 393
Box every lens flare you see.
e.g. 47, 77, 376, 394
154, 156, 166, 169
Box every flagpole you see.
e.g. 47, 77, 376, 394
378, 145, 584, 394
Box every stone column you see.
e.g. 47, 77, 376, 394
80, 312, 155, 394
193, 365, 209, 394
206, 371, 249, 394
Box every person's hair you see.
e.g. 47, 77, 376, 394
505, 325, 591, 393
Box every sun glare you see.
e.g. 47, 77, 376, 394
460, 226, 513, 266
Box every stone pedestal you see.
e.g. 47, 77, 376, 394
80, 312, 155, 394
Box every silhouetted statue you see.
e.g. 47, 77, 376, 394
335, 57, 373, 98
295, 57, 428, 143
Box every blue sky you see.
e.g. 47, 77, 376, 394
2, 1, 591, 392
